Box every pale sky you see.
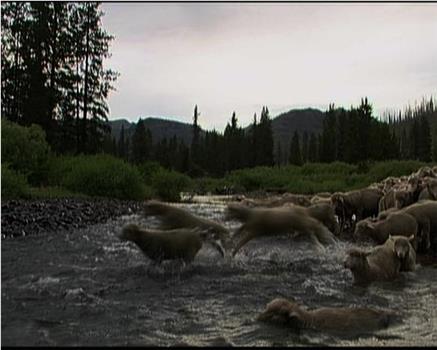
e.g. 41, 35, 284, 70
101, 3, 437, 131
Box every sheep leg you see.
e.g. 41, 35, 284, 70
308, 232, 326, 253
232, 231, 256, 257
232, 224, 247, 239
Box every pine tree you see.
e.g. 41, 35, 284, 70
257, 106, 274, 166
432, 126, 437, 162
1, 2, 118, 154
308, 133, 318, 163
275, 141, 282, 167
117, 124, 128, 159
289, 131, 303, 166
418, 115, 431, 161
302, 131, 309, 164
191, 105, 201, 166
131, 119, 152, 164
321, 103, 337, 162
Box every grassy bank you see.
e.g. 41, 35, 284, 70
194, 160, 436, 195
3, 157, 435, 202
2, 118, 435, 201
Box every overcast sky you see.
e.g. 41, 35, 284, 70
101, 3, 437, 131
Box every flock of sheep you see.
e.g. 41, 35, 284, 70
118, 165, 437, 334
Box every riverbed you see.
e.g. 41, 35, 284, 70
2, 202, 437, 346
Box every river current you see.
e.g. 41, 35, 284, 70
2, 200, 436, 346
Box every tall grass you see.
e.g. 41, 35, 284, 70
197, 161, 435, 195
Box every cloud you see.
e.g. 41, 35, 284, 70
102, 3, 437, 130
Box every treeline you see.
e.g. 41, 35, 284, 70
385, 97, 437, 162
2, 2, 435, 177
112, 97, 436, 177
288, 97, 436, 166
1, 2, 117, 154
113, 106, 275, 177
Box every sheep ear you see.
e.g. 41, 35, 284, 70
408, 234, 415, 242
388, 234, 393, 240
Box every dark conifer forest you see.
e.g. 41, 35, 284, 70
2, 2, 436, 180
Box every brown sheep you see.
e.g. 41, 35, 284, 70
226, 204, 337, 256
390, 235, 416, 272
257, 298, 397, 333
310, 195, 332, 206
413, 166, 434, 179
376, 207, 399, 220
393, 189, 417, 210
240, 193, 312, 208
331, 188, 383, 232
305, 202, 340, 236
418, 178, 437, 201
343, 237, 401, 285
378, 189, 396, 212
143, 200, 230, 246
118, 224, 225, 264
398, 200, 437, 254
239, 201, 339, 236
354, 212, 418, 248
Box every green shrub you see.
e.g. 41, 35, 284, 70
192, 177, 238, 194
217, 160, 434, 194
1, 118, 51, 185
367, 160, 428, 182
1, 163, 30, 199
300, 162, 357, 175
137, 161, 164, 184
28, 186, 87, 199
61, 154, 148, 200
150, 168, 192, 202
46, 155, 79, 187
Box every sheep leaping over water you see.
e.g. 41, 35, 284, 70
226, 204, 337, 256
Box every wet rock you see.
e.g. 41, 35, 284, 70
1, 199, 144, 239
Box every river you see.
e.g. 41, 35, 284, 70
2, 201, 437, 346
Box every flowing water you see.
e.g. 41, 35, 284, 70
2, 200, 437, 346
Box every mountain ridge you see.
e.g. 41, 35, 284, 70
108, 108, 325, 147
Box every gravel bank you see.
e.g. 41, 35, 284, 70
1, 198, 144, 239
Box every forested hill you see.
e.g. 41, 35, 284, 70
109, 117, 199, 145
109, 108, 324, 145
268, 108, 324, 148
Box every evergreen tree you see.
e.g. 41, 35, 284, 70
249, 113, 258, 167
275, 141, 282, 167
409, 119, 420, 159
224, 111, 243, 171
308, 132, 318, 163
418, 115, 431, 162
289, 131, 303, 166
131, 119, 152, 163
191, 104, 201, 166
320, 103, 337, 162
257, 106, 274, 166
302, 131, 309, 164
336, 109, 347, 161
433, 126, 437, 162
1, 2, 118, 154
117, 124, 128, 159
356, 97, 373, 162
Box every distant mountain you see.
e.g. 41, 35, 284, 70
109, 117, 199, 145
108, 108, 324, 147
270, 108, 324, 149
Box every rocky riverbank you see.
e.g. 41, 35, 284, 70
1, 198, 144, 239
